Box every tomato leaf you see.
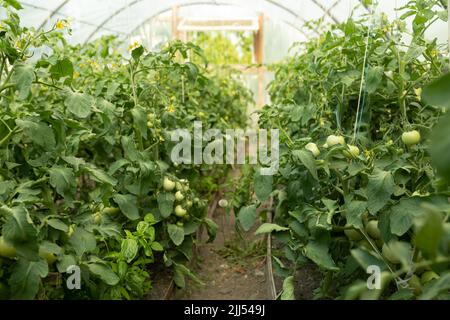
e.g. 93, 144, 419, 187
304, 241, 338, 271
12, 63, 35, 100
292, 149, 318, 180
422, 73, 450, 108
167, 224, 184, 246
254, 170, 272, 202
113, 194, 140, 220
238, 205, 257, 231
367, 169, 395, 215
65, 91, 94, 118
9, 258, 48, 299
255, 223, 289, 235
16, 120, 56, 150
87, 262, 119, 286
157, 193, 175, 219
281, 276, 295, 300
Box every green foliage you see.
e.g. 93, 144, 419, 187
245, 1, 450, 300
0, 3, 251, 299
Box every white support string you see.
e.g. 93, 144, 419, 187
352, 1, 378, 143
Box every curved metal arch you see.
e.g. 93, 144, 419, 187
37, 0, 71, 30
83, 0, 314, 44
22, 2, 126, 34
121, 1, 311, 43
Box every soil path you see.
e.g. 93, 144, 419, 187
175, 206, 269, 300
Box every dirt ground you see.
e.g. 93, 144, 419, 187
175, 207, 270, 300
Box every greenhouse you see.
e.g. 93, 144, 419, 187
0, 0, 449, 303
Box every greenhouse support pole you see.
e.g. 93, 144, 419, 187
172, 5, 180, 40
255, 14, 265, 108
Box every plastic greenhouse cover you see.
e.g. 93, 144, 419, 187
6, 0, 449, 60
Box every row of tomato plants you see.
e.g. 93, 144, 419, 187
0, 1, 252, 299
233, 0, 450, 299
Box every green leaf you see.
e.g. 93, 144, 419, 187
48, 166, 76, 198
12, 63, 35, 100
16, 120, 55, 150
254, 170, 272, 202
157, 193, 175, 219
87, 263, 120, 286
345, 200, 367, 228
113, 194, 139, 220
131, 107, 147, 140
238, 205, 257, 231
365, 66, 384, 94
50, 58, 74, 80
304, 241, 338, 271
120, 238, 138, 263
68, 227, 96, 257
168, 224, 184, 246
4, 0, 23, 9
204, 218, 218, 243
292, 149, 318, 180
56, 255, 76, 273
390, 197, 425, 236
419, 273, 450, 300
151, 242, 164, 252
9, 258, 48, 299
351, 248, 389, 271
1, 205, 36, 243
65, 91, 94, 118
255, 223, 289, 235
280, 276, 295, 300
85, 166, 117, 186
430, 113, 450, 182
367, 169, 395, 215
131, 46, 144, 60
414, 206, 444, 259
422, 73, 450, 108
47, 219, 68, 232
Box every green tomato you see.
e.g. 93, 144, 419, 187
358, 239, 372, 251
402, 130, 421, 146
382, 243, 400, 264
421, 271, 439, 284
163, 177, 176, 191
175, 191, 184, 201
93, 212, 102, 224
39, 247, 57, 265
103, 207, 120, 215
305, 142, 320, 157
186, 200, 193, 208
365, 220, 381, 240
326, 135, 345, 147
0, 236, 16, 259
218, 199, 229, 208
344, 227, 363, 241
347, 145, 360, 158
176, 221, 184, 227
175, 182, 183, 191
175, 205, 187, 217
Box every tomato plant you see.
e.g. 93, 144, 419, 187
241, 0, 450, 300
0, 1, 251, 299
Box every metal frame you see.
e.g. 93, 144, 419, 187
122, 1, 310, 42
36, 0, 71, 30
83, 0, 323, 43
21, 1, 126, 35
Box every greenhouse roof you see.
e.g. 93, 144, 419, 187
13, 0, 446, 45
